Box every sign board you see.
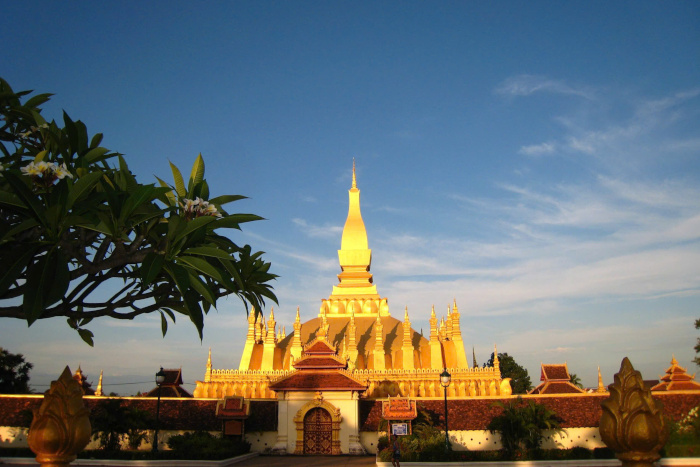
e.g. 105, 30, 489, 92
391, 423, 408, 436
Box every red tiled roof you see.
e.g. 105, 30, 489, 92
293, 356, 346, 369
541, 364, 570, 381
145, 385, 192, 398
530, 381, 586, 394
269, 370, 367, 391
652, 357, 700, 391
305, 340, 336, 354
216, 396, 249, 419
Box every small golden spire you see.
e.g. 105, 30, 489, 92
269, 306, 275, 320
431, 305, 436, 319
95, 370, 103, 397
447, 304, 451, 316
597, 366, 606, 393
248, 307, 256, 323
207, 347, 212, 367
453, 298, 459, 314
295, 306, 300, 323
404, 306, 409, 321
352, 158, 357, 189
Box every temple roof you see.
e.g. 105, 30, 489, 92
268, 370, 367, 391
652, 356, 700, 391
530, 363, 584, 395
145, 368, 192, 398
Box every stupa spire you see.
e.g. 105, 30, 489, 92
95, 370, 103, 396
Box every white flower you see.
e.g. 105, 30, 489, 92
21, 161, 45, 176
53, 163, 73, 179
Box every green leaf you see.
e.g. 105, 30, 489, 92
183, 290, 204, 340
182, 246, 233, 261
218, 258, 246, 293
23, 251, 58, 325
0, 190, 27, 209
24, 93, 52, 109
187, 271, 217, 306
0, 246, 40, 295
155, 176, 177, 206
190, 153, 205, 186
141, 252, 165, 285
2, 172, 47, 225
89, 133, 103, 149
208, 194, 247, 206
169, 161, 186, 197
160, 311, 168, 337
173, 215, 216, 245
66, 170, 103, 210
82, 147, 111, 164
175, 256, 228, 285
163, 263, 191, 297
211, 214, 264, 230
78, 328, 95, 347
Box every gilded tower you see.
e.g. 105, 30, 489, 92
194, 164, 509, 399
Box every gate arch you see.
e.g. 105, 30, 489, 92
293, 396, 342, 454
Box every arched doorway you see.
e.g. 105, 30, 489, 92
303, 407, 332, 454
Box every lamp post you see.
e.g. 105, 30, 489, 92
440, 368, 451, 452
152, 367, 166, 452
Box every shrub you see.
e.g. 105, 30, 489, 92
166, 431, 250, 458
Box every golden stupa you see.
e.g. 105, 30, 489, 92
193, 163, 511, 399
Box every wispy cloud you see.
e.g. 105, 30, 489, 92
495, 74, 595, 99
519, 142, 557, 156
292, 218, 343, 239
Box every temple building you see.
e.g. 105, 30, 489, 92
193, 164, 511, 454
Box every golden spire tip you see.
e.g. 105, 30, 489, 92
351, 159, 357, 189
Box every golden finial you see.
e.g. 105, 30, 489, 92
295, 306, 300, 322
597, 366, 607, 393
600, 357, 668, 465
28, 367, 91, 465
431, 305, 436, 318
453, 298, 459, 314
248, 307, 256, 323
447, 304, 451, 316
207, 347, 212, 366
404, 306, 409, 321
95, 370, 103, 397
352, 158, 357, 189
269, 306, 275, 320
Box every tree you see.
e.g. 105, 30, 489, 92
90, 398, 152, 451
0, 347, 32, 393
486, 352, 532, 394
487, 398, 563, 459
0, 79, 277, 343
569, 373, 583, 388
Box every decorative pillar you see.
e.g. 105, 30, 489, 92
205, 348, 212, 382
451, 300, 469, 368
402, 307, 415, 370
445, 305, 453, 340
28, 366, 91, 467
239, 309, 257, 370
373, 315, 385, 370
597, 366, 607, 393
290, 307, 303, 363
261, 307, 277, 370
95, 370, 103, 397
430, 306, 443, 370
347, 309, 359, 370
600, 357, 668, 467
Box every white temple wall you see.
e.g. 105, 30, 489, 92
278, 390, 360, 454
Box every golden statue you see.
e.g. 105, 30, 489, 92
28, 366, 91, 467
599, 357, 668, 467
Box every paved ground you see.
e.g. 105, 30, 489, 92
240, 455, 376, 466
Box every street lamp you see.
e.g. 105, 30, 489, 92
152, 367, 166, 452
440, 368, 451, 452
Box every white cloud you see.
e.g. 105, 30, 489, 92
495, 74, 594, 99
292, 218, 343, 239
519, 142, 557, 156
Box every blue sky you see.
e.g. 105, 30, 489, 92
2, 1, 699, 394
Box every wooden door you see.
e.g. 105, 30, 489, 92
303, 407, 332, 454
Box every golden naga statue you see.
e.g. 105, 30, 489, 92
599, 357, 669, 467
28, 366, 91, 467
